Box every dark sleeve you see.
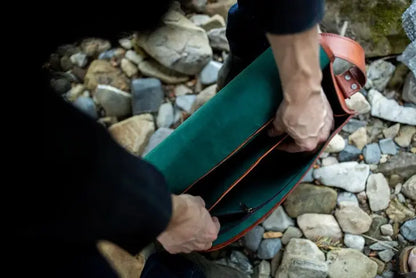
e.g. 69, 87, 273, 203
32, 90, 172, 254
238, 0, 325, 34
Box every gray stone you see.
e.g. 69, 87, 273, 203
335, 204, 372, 234
364, 216, 389, 244
138, 59, 189, 84
283, 183, 337, 218
118, 38, 132, 49
199, 60, 222, 85
379, 138, 397, 155
400, 218, 416, 242
191, 84, 217, 113
81, 38, 111, 57
300, 168, 314, 183
394, 125, 416, 147
262, 206, 294, 232
376, 152, 416, 179
369, 241, 398, 251
402, 72, 416, 104
258, 239, 282, 260
157, 102, 174, 128
383, 123, 401, 139
344, 234, 365, 251
378, 249, 395, 263
243, 225, 264, 252
366, 173, 391, 212
397, 193, 407, 203
253, 260, 270, 278
73, 96, 98, 119
174, 84, 193, 96
367, 60, 396, 92
402, 175, 416, 201
95, 85, 132, 117
398, 42, 416, 77
349, 126, 368, 150
125, 50, 144, 65
297, 214, 342, 241
338, 145, 362, 162
313, 162, 370, 193
381, 270, 395, 278
229, 250, 253, 274
363, 143, 381, 164
368, 89, 416, 125
207, 27, 230, 52
70, 52, 88, 67
50, 78, 71, 95
345, 92, 371, 114
281, 227, 303, 245
142, 128, 174, 156
326, 249, 378, 278
275, 239, 327, 278
121, 58, 138, 77
136, 9, 212, 75
108, 114, 155, 156
325, 134, 346, 153
176, 95, 197, 113
131, 78, 164, 114
342, 119, 367, 133
380, 224, 394, 236
337, 192, 359, 207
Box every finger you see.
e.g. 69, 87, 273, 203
268, 117, 285, 137
212, 216, 221, 234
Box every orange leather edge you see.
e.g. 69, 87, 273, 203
207, 114, 354, 252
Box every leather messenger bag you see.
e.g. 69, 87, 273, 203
144, 33, 366, 251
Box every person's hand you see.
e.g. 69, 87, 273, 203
266, 25, 333, 152
157, 194, 220, 254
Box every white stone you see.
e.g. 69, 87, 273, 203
325, 134, 346, 153
157, 102, 174, 128
174, 84, 193, 96
119, 38, 132, 49
176, 95, 197, 113
322, 157, 339, 167
191, 84, 217, 112
70, 52, 88, 67
327, 249, 378, 278
402, 175, 416, 201
297, 214, 342, 241
380, 224, 394, 236
121, 58, 138, 77
368, 89, 416, 125
344, 234, 365, 251
337, 192, 359, 207
366, 173, 391, 211
345, 92, 371, 114
313, 162, 370, 193
335, 204, 372, 234
125, 50, 144, 65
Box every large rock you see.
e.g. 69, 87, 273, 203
131, 78, 164, 114
243, 225, 264, 252
262, 206, 294, 232
322, 0, 411, 57
379, 138, 397, 155
275, 239, 327, 278
366, 173, 390, 211
283, 183, 337, 218
313, 162, 370, 193
207, 27, 230, 52
368, 89, 416, 125
257, 239, 282, 260
376, 152, 416, 179
400, 218, 416, 242
335, 204, 372, 234
138, 59, 189, 84
402, 175, 416, 201
345, 92, 371, 114
142, 128, 174, 156
394, 125, 416, 148
109, 114, 155, 156
297, 214, 342, 242
366, 60, 396, 92
326, 249, 378, 278
253, 260, 270, 278
95, 85, 132, 117
136, 9, 212, 75
229, 250, 253, 274
362, 143, 381, 164
402, 72, 416, 104
386, 198, 415, 223
84, 60, 130, 91
281, 227, 303, 245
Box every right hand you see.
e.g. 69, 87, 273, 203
157, 194, 220, 254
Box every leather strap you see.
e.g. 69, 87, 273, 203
319, 33, 366, 98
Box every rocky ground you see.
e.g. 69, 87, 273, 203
46, 1, 415, 277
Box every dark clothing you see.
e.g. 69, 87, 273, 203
20, 0, 324, 277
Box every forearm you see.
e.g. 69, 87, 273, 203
266, 25, 322, 104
